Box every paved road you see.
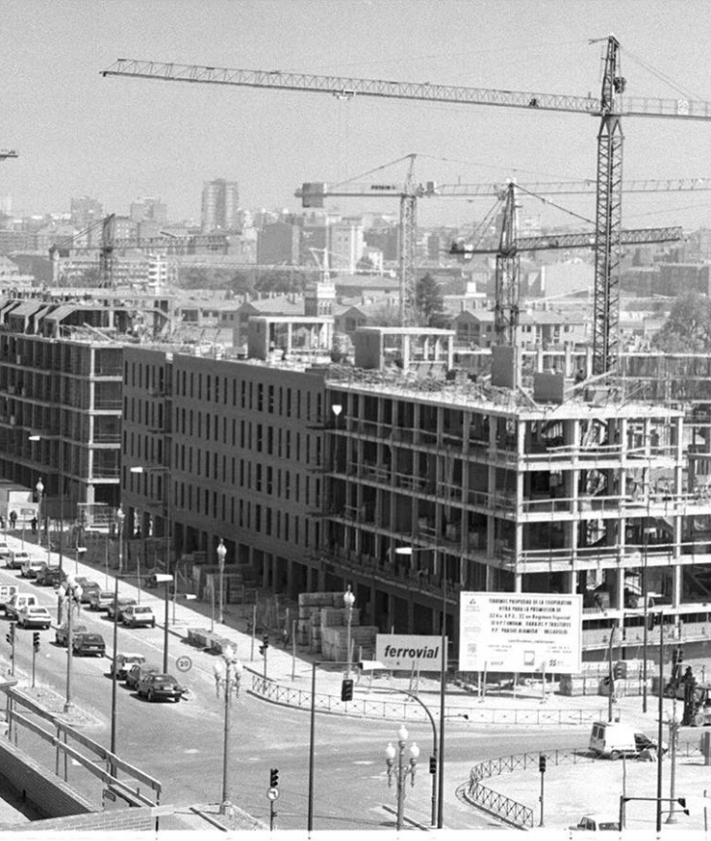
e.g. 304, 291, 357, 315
2, 532, 709, 833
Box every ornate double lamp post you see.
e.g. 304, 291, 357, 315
385, 724, 420, 831
57, 574, 83, 713
213, 644, 243, 816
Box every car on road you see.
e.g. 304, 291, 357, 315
72, 632, 106, 657
5, 593, 38, 621
126, 662, 160, 690
0, 542, 11, 563
569, 815, 621, 831
35, 565, 64, 587
107, 596, 137, 622
75, 578, 100, 603
55, 622, 88, 647
7, 550, 31, 570
122, 604, 156, 628
88, 589, 114, 611
136, 672, 185, 703
634, 731, 668, 754
16, 605, 52, 629
20, 558, 47, 578
111, 652, 146, 681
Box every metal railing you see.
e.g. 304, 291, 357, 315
465, 749, 596, 829
248, 674, 605, 725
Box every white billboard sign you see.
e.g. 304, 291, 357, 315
458, 592, 582, 674
375, 634, 447, 672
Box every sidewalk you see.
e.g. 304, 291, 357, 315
6, 530, 711, 832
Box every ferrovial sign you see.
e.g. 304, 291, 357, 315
375, 634, 447, 672
459, 592, 582, 674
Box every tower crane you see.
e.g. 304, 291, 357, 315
102, 37, 711, 373
451, 180, 683, 347
299, 171, 705, 343
296, 153, 429, 324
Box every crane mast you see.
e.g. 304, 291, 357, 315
103, 39, 711, 371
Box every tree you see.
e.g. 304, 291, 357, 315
652, 293, 711, 352
415, 273, 447, 327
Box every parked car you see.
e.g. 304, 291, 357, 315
20, 559, 47, 578
16, 605, 52, 629
125, 662, 160, 690
88, 589, 114, 611
569, 815, 621, 832
136, 672, 185, 703
111, 652, 146, 681
122, 605, 156, 628
5, 593, 38, 621
35, 565, 64, 587
107, 596, 137, 622
7, 550, 31, 570
634, 732, 668, 754
75, 578, 100, 603
0, 542, 11, 563
72, 632, 106, 657
55, 622, 88, 647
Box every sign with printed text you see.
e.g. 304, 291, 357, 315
375, 634, 447, 672
459, 592, 582, 674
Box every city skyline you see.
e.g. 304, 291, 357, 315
3, 1, 711, 232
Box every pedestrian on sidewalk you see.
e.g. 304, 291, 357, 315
30, 516, 37, 534
9, 510, 17, 529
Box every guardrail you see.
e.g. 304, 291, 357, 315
465, 749, 596, 829
248, 674, 606, 725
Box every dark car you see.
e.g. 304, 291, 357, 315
136, 672, 185, 703
72, 632, 106, 657
75, 579, 100, 603
634, 732, 668, 754
35, 565, 64, 587
55, 622, 88, 646
126, 662, 160, 690
107, 596, 137, 622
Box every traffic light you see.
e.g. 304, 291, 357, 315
429, 756, 437, 775
340, 678, 354, 702
270, 768, 279, 788
5, 623, 15, 645
613, 662, 623, 679
539, 754, 547, 773
259, 634, 269, 656
33, 632, 40, 652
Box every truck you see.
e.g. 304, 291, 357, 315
0, 481, 38, 530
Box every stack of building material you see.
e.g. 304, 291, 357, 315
321, 624, 378, 664
297, 592, 353, 650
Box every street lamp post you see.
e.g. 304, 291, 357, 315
343, 585, 355, 678
217, 539, 227, 625
213, 644, 242, 816
35, 476, 51, 565
395, 544, 448, 829
57, 575, 83, 713
385, 724, 420, 831
116, 506, 125, 576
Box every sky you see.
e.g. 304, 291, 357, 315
3, 0, 711, 231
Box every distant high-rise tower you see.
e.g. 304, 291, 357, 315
201, 179, 240, 233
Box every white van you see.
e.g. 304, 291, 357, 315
589, 721, 637, 760
5, 593, 38, 622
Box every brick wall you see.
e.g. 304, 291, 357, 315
0, 738, 95, 819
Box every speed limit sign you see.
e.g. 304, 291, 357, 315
175, 655, 193, 673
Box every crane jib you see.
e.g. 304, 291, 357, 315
102, 63, 711, 121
